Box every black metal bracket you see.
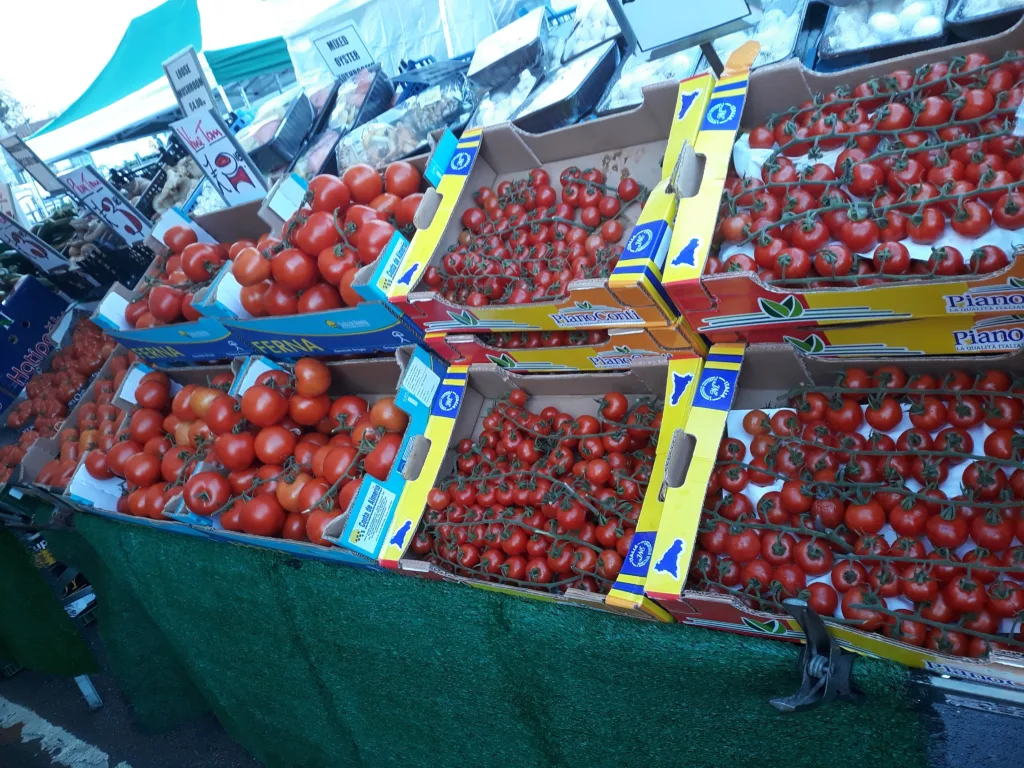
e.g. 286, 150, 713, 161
770, 598, 865, 713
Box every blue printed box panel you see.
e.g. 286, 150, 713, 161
0, 277, 71, 411
98, 317, 252, 365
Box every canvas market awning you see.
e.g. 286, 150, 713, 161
27, 0, 289, 162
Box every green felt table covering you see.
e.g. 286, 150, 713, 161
38, 512, 927, 768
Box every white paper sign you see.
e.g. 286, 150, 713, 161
259, 173, 308, 230
0, 183, 28, 227
312, 22, 374, 81
163, 46, 217, 117
58, 165, 153, 245
171, 109, 267, 206
0, 212, 72, 271
0, 134, 65, 195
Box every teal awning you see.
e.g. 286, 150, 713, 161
205, 37, 291, 85
32, 0, 202, 138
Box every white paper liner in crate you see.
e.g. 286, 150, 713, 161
721, 403, 1022, 636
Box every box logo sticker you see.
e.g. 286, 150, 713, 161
550, 302, 642, 328
446, 146, 478, 176
624, 220, 667, 261
671, 236, 700, 268
693, 369, 737, 410
943, 278, 1024, 313
388, 519, 413, 548
653, 537, 686, 579
431, 385, 463, 418
953, 315, 1024, 352
701, 95, 744, 132
669, 371, 694, 406
589, 347, 667, 368
620, 531, 656, 577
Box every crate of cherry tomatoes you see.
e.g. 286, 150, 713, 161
389, 354, 705, 620
661, 31, 1024, 347
92, 217, 250, 364
192, 161, 428, 360
2, 317, 120, 488
646, 343, 1024, 686
424, 323, 703, 372
105, 348, 447, 564
380, 78, 708, 339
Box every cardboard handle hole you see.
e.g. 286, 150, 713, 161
659, 430, 696, 502
672, 145, 706, 200
401, 435, 431, 482
413, 188, 442, 232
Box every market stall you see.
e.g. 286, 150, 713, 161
2, 0, 1024, 762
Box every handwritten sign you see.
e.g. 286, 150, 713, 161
58, 165, 153, 246
0, 212, 74, 272
312, 22, 374, 81
163, 46, 217, 117
0, 134, 65, 195
171, 108, 267, 206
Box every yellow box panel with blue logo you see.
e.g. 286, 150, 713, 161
380, 79, 714, 337
382, 353, 704, 622
645, 343, 1024, 687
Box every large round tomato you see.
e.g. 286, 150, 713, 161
184, 472, 230, 516
148, 286, 184, 323
293, 211, 340, 255
288, 394, 331, 426
271, 248, 318, 291
306, 509, 341, 545
384, 161, 421, 198
240, 494, 286, 537
123, 453, 161, 487
163, 225, 198, 253
330, 395, 368, 429
308, 174, 351, 215
241, 385, 289, 427
254, 426, 297, 465
129, 409, 164, 443
294, 358, 331, 397
343, 164, 383, 205
262, 283, 299, 316
365, 433, 402, 481
356, 219, 396, 265
214, 432, 256, 471
317, 245, 359, 286
232, 247, 272, 286
369, 397, 408, 433
180, 243, 224, 282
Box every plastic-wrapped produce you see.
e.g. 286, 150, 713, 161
237, 87, 315, 174
188, 181, 227, 217
468, 7, 548, 89
948, 0, 1024, 25
291, 66, 395, 180
710, 0, 808, 69
561, 0, 620, 63
516, 40, 619, 133
821, 0, 948, 56
466, 69, 542, 130
596, 47, 700, 116
335, 79, 474, 168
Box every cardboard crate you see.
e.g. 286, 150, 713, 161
662, 25, 1024, 338
710, 313, 1024, 356
424, 321, 706, 371
381, 78, 715, 336
383, 354, 705, 621
90, 214, 248, 365
645, 343, 1024, 688
192, 171, 427, 360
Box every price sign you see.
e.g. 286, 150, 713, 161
0, 183, 28, 227
171, 108, 267, 207
0, 134, 65, 195
163, 46, 218, 117
312, 22, 375, 81
0, 211, 75, 272
58, 165, 152, 246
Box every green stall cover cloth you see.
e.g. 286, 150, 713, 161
43, 512, 929, 768
205, 37, 292, 85
31, 0, 202, 138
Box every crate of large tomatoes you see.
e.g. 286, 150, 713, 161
192, 161, 428, 360
380, 352, 705, 620
646, 344, 1024, 686
661, 25, 1024, 357
377, 78, 711, 361
149, 348, 447, 565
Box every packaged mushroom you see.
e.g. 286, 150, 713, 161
466, 68, 542, 130
821, 0, 948, 57
468, 7, 548, 89
516, 40, 619, 133
335, 78, 474, 169
709, 0, 808, 70
561, 0, 621, 64
597, 47, 701, 116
